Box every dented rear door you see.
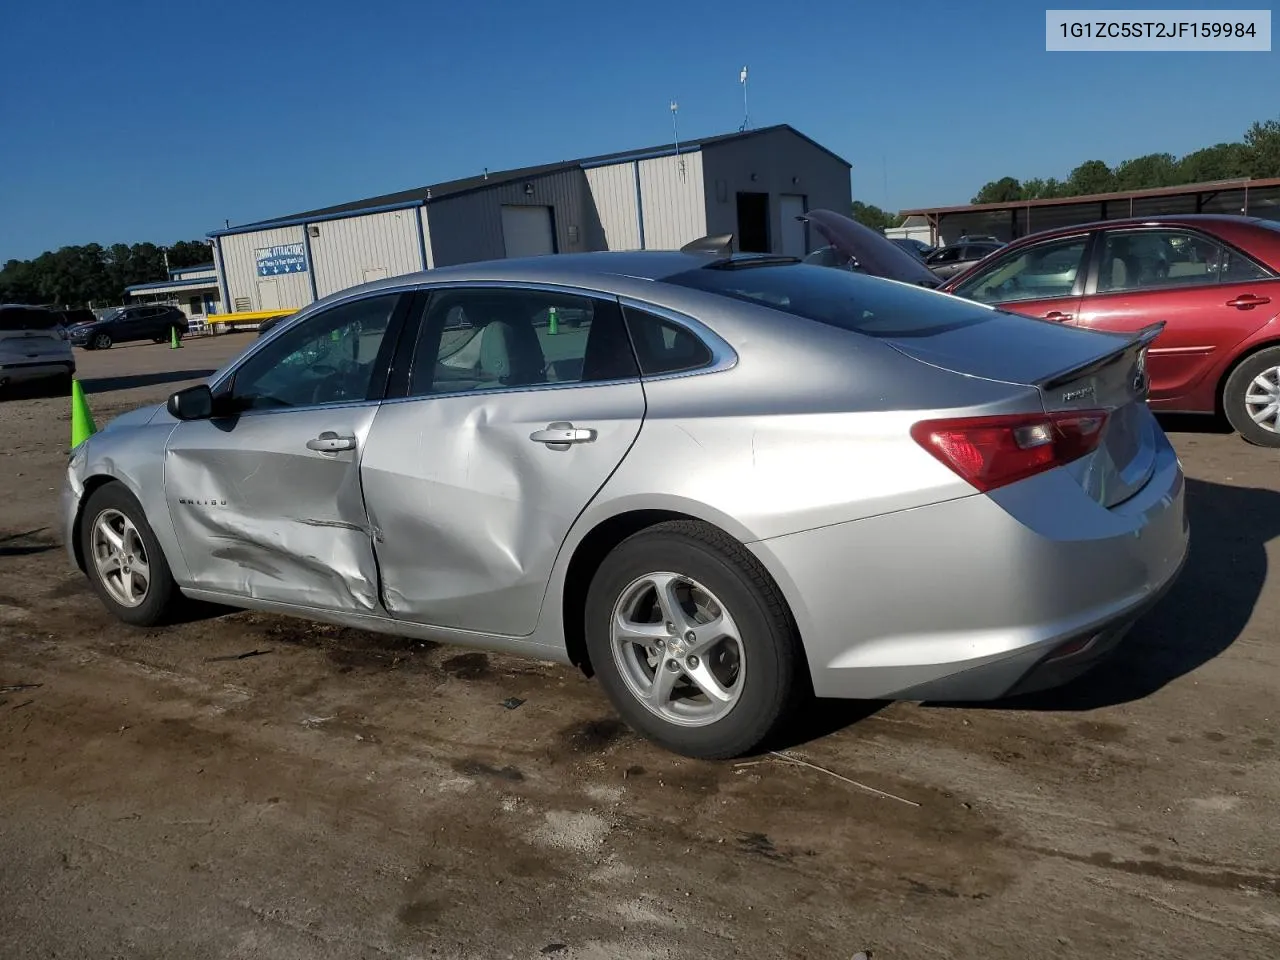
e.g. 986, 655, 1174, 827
359, 286, 646, 638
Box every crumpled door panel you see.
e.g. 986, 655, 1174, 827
361, 382, 646, 636
164, 407, 382, 611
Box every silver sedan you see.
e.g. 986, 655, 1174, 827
62, 251, 1189, 758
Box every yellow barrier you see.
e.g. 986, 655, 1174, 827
207, 308, 297, 326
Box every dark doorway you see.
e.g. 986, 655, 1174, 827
736, 192, 770, 253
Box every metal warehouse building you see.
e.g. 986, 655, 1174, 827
209, 124, 852, 314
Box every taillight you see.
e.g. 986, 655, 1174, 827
911, 410, 1108, 493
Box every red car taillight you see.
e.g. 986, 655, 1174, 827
910, 410, 1109, 493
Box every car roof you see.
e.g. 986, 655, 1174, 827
1003, 213, 1269, 245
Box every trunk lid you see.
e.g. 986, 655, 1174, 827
887, 312, 1162, 508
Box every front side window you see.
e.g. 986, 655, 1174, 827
408, 288, 637, 396
953, 235, 1089, 304
229, 293, 400, 410
928, 247, 961, 264
1097, 229, 1270, 293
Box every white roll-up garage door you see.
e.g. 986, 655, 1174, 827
501, 205, 555, 258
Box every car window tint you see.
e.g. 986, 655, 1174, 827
408, 289, 637, 396
231, 294, 399, 410
954, 235, 1088, 304
622, 306, 714, 375
1097, 229, 1268, 293
664, 262, 992, 338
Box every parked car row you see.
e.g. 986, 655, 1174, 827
804, 210, 1280, 447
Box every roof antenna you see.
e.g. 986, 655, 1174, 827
671, 99, 686, 178
739, 65, 749, 132
483, 167, 489, 180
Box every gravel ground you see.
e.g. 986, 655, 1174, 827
1, 333, 1277, 959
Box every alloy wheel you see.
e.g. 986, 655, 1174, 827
609, 571, 745, 727
91, 508, 151, 607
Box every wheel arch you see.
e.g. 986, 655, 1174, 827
71, 474, 130, 573
1215, 337, 1280, 417
559, 505, 805, 680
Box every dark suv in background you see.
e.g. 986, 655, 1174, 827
67, 304, 189, 349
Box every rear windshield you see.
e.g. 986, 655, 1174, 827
663, 261, 992, 337
0, 307, 59, 332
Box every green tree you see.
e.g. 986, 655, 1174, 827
1177, 143, 1249, 182
850, 200, 900, 233
1114, 153, 1178, 191
1067, 160, 1116, 196
971, 176, 1023, 204
168, 240, 213, 268
1243, 119, 1280, 178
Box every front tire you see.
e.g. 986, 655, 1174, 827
584, 520, 802, 759
80, 482, 181, 626
92, 332, 112, 350
1223, 346, 1280, 447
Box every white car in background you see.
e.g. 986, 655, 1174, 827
0, 304, 76, 393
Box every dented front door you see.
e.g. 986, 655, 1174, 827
164, 405, 383, 611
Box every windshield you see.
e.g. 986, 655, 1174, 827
663, 262, 993, 338
96, 308, 124, 322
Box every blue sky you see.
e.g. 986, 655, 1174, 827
1, 0, 1275, 260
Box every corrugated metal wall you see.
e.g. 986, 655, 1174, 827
425, 169, 606, 267
309, 208, 424, 298
700, 128, 851, 255
584, 163, 641, 250
219, 225, 312, 311
638, 152, 706, 250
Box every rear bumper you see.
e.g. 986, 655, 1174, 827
749, 429, 1189, 702
0, 359, 74, 383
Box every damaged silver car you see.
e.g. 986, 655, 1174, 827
63, 249, 1188, 759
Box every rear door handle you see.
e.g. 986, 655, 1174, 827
530, 421, 597, 447
1226, 294, 1271, 309
1042, 311, 1073, 322
306, 432, 357, 452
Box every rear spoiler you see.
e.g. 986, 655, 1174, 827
681, 234, 735, 256
1040, 321, 1166, 393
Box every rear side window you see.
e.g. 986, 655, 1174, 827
0, 307, 59, 332
622, 306, 713, 375
663, 262, 991, 338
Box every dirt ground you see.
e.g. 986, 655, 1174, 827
1, 333, 1277, 959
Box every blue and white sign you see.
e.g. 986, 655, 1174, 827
255, 243, 308, 277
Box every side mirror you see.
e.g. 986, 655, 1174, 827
167, 383, 214, 421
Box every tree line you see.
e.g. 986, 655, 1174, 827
969, 119, 1280, 205
0, 240, 213, 308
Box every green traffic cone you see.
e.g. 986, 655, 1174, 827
170, 325, 182, 349
71, 378, 97, 449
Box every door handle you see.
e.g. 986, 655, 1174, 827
1226, 294, 1271, 309
530, 422, 597, 447
306, 432, 357, 452
1042, 311, 1073, 322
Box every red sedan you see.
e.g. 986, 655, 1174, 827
941, 215, 1280, 446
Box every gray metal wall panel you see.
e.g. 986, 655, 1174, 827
701, 128, 852, 255
584, 163, 642, 250
638, 152, 706, 250
220, 225, 313, 310
309, 208, 424, 298
425, 168, 605, 268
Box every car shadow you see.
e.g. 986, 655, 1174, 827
1156, 412, 1234, 436
933, 476, 1278, 713
0, 528, 58, 558
81, 370, 215, 395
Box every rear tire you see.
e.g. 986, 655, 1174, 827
80, 482, 182, 627
1223, 346, 1280, 448
584, 520, 802, 759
